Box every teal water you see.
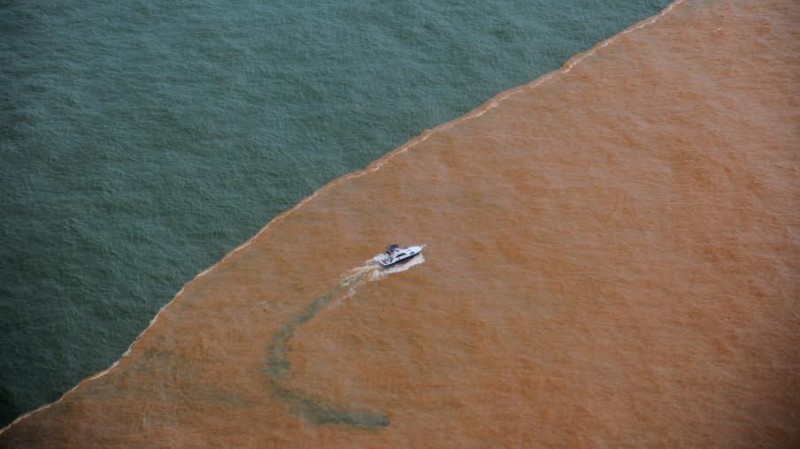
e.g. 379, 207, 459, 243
0, 0, 671, 426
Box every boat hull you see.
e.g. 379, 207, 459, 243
377, 245, 424, 268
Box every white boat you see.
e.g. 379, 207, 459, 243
376, 244, 424, 268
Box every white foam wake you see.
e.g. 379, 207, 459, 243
335, 251, 427, 304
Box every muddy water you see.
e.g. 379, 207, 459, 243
2, 0, 799, 447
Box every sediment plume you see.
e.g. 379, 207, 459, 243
2, 0, 799, 447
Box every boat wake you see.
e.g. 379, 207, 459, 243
336, 251, 426, 303
264, 248, 425, 428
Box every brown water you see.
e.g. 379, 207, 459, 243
2, 0, 799, 447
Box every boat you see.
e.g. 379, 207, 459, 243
376, 244, 424, 268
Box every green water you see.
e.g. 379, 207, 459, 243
1, 0, 671, 426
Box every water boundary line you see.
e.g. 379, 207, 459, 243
0, 0, 686, 435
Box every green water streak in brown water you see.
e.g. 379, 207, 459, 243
265, 270, 389, 428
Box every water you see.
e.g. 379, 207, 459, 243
3, 0, 672, 427
2, 0, 799, 446
266, 252, 425, 428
